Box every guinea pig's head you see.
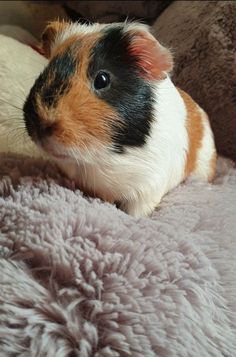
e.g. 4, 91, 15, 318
23, 21, 173, 161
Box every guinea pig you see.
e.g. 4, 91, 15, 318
23, 21, 216, 218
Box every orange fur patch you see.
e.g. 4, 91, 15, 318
177, 88, 204, 177
42, 21, 69, 58
55, 82, 118, 147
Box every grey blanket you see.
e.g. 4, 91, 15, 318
0, 154, 235, 356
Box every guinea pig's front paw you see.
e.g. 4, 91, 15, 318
119, 197, 159, 218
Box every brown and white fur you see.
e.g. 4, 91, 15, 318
23, 21, 216, 218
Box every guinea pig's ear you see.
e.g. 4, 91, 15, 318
41, 21, 68, 58
126, 25, 173, 80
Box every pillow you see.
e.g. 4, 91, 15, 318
153, 0, 236, 162
0, 33, 46, 158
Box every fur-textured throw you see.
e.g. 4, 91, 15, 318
0, 154, 236, 356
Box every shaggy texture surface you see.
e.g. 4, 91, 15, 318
153, 0, 236, 162
0, 154, 236, 356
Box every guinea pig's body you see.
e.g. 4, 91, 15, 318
23, 21, 216, 217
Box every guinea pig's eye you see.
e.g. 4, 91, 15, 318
94, 71, 110, 90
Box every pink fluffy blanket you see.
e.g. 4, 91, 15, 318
0, 153, 236, 356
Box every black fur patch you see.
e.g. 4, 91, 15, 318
88, 26, 154, 153
39, 50, 76, 107
23, 50, 77, 139
23, 90, 41, 140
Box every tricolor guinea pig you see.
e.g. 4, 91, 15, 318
23, 21, 216, 218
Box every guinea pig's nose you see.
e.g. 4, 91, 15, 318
31, 120, 54, 140
24, 110, 54, 141
23, 96, 54, 141
36, 123, 54, 139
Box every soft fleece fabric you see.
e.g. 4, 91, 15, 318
0, 154, 235, 356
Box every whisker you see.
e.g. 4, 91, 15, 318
5, 129, 24, 149
0, 98, 23, 112
3, 125, 36, 157
0, 118, 23, 127
69, 146, 84, 186
70, 143, 98, 197
70, 145, 89, 192
12, 92, 27, 104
